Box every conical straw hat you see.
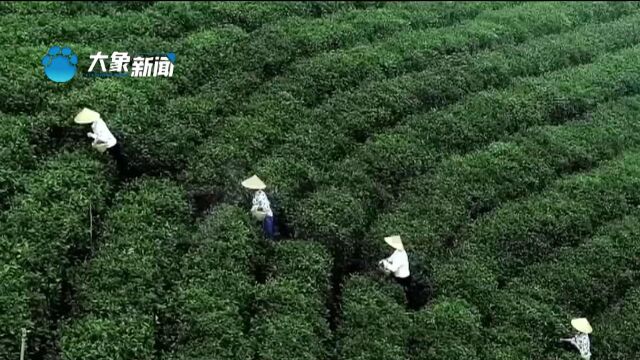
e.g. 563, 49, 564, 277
74, 108, 101, 124
384, 235, 404, 250
252, 209, 267, 221
571, 318, 593, 334
241, 175, 266, 190
92, 143, 109, 153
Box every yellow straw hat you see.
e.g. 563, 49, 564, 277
241, 175, 266, 190
571, 318, 593, 334
74, 108, 101, 124
384, 235, 404, 251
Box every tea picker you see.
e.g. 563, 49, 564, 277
74, 108, 129, 177
242, 175, 276, 240
560, 318, 592, 360
378, 235, 412, 292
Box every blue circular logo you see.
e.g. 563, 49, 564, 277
42, 46, 78, 83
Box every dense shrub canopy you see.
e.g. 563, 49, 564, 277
2, 2, 640, 360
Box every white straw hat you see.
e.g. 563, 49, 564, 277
384, 235, 404, 250
251, 208, 267, 221
242, 175, 267, 190
92, 143, 109, 153
571, 318, 593, 334
241, 175, 266, 190
74, 108, 101, 124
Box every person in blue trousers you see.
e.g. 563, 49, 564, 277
242, 175, 276, 239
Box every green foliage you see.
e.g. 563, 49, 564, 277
0, 13, 168, 46
251, 278, 331, 360
282, 2, 636, 106
471, 151, 640, 278
156, 2, 379, 33
0, 1, 66, 15
61, 315, 155, 360
189, 1, 588, 190
293, 188, 369, 267
106, 0, 504, 178
297, 43, 640, 268
6, 3, 640, 359
1, 151, 111, 293
167, 280, 253, 360
479, 213, 640, 359
0, 264, 31, 360
173, 26, 248, 92
288, 11, 640, 168
0, 1, 361, 46
165, 205, 257, 360
233, 11, 640, 270
430, 253, 500, 314
409, 298, 483, 360
482, 291, 566, 359
75, 179, 189, 315
0, 114, 36, 204
0, 44, 87, 114
251, 241, 332, 360
508, 213, 640, 316
362, 45, 640, 184
336, 275, 409, 360
433, 151, 640, 312
38, 78, 200, 174
173, 1, 497, 122
186, 205, 257, 273
373, 95, 640, 270
270, 241, 333, 297
596, 288, 640, 359
253, 156, 319, 211
0, 151, 111, 358
63, 179, 189, 359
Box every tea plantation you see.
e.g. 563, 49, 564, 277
2, 1, 640, 359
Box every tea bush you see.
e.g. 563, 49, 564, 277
189, 1, 581, 190
251, 241, 332, 360
370, 95, 640, 267
596, 288, 640, 359
295, 45, 640, 265
4, 3, 640, 359
166, 205, 256, 360
61, 179, 189, 360
0, 151, 112, 358
433, 151, 640, 311
336, 275, 409, 360
482, 213, 640, 358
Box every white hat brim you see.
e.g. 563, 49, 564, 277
571, 318, 593, 334
242, 175, 266, 190
384, 235, 404, 250
74, 108, 101, 124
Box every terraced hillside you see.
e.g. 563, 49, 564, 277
2, 2, 640, 360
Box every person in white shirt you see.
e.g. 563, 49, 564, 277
379, 235, 411, 288
242, 175, 276, 239
74, 108, 128, 176
560, 318, 592, 360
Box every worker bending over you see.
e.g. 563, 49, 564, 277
242, 175, 276, 240
379, 235, 413, 302
561, 318, 592, 360
74, 108, 129, 177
